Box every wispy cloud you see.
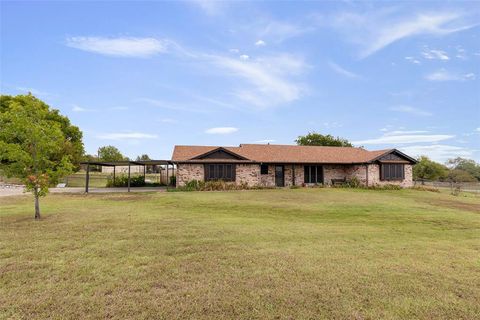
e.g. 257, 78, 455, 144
254, 139, 276, 143
425, 69, 476, 81
66, 37, 169, 57
390, 105, 432, 116
421, 48, 449, 60
72, 105, 97, 112
328, 61, 361, 79
384, 130, 429, 136
258, 20, 312, 43
97, 132, 158, 140
190, 0, 225, 15
209, 53, 306, 108
353, 133, 454, 145
399, 144, 473, 162
405, 56, 421, 64
326, 10, 477, 58
255, 40, 266, 46
205, 127, 238, 134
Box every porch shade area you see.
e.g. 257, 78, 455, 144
80, 160, 175, 193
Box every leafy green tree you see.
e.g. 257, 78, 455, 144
98, 146, 126, 162
136, 154, 151, 161
295, 132, 353, 147
413, 156, 448, 181
447, 169, 477, 183
1, 94, 84, 169
0, 94, 80, 219
447, 157, 480, 181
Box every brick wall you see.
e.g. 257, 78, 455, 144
236, 164, 260, 187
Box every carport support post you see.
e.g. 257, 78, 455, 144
128, 163, 131, 192
143, 165, 146, 182
85, 164, 90, 193
113, 166, 116, 185
166, 164, 169, 186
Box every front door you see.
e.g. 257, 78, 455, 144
275, 165, 284, 187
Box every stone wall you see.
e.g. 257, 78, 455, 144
236, 164, 260, 187
176, 163, 413, 188
176, 164, 204, 187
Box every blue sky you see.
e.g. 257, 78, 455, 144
1, 1, 479, 162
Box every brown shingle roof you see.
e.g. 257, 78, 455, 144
172, 144, 394, 164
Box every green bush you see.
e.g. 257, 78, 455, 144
169, 175, 176, 186
344, 177, 361, 188
106, 175, 145, 187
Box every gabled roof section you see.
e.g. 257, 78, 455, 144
171, 144, 417, 164
368, 149, 417, 164
191, 147, 249, 160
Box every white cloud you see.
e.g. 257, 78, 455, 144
353, 133, 454, 145
399, 144, 474, 162
327, 10, 476, 58
255, 139, 276, 143
190, 0, 224, 15
476, 128, 480, 132
72, 105, 96, 112
328, 61, 361, 78
390, 105, 432, 116
384, 130, 429, 136
259, 20, 311, 43
422, 48, 449, 60
66, 37, 169, 57
455, 46, 467, 59
239, 54, 250, 60
209, 53, 306, 108
229, 48, 240, 53
425, 69, 476, 81
205, 127, 238, 134
255, 40, 266, 46
158, 118, 177, 124
97, 132, 158, 140
405, 56, 421, 64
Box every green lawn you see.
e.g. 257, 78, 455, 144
1, 189, 479, 319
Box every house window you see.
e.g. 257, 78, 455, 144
304, 165, 323, 184
380, 164, 404, 180
204, 164, 236, 181
260, 164, 269, 175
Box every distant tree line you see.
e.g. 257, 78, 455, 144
413, 156, 480, 182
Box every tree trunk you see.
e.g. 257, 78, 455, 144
34, 188, 41, 220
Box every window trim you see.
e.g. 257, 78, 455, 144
380, 163, 404, 181
204, 164, 236, 182
304, 165, 324, 184
260, 164, 269, 175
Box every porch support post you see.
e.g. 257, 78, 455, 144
128, 163, 131, 192
85, 163, 90, 193
166, 164, 169, 186
292, 165, 295, 186
113, 166, 116, 185
143, 165, 146, 182
365, 164, 369, 187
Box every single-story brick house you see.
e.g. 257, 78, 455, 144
171, 144, 417, 188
